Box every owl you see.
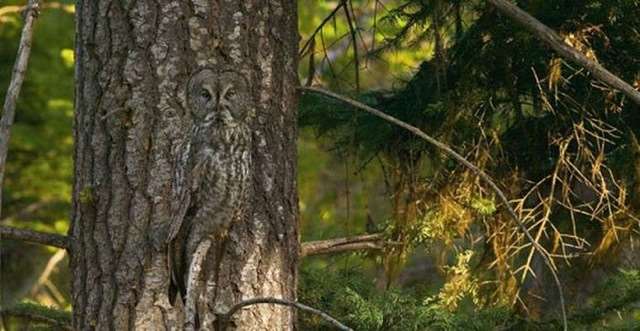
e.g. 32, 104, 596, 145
167, 67, 253, 307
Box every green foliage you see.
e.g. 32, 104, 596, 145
571, 269, 640, 329
1, 0, 75, 221
1, 0, 75, 309
2, 0, 640, 328
299, 0, 640, 321
300, 268, 640, 330
470, 197, 496, 216
1, 301, 72, 330
299, 266, 515, 330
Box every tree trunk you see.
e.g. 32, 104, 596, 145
70, 0, 299, 329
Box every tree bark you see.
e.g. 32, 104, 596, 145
70, 1, 299, 330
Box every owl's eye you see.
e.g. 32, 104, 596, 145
226, 89, 236, 100
199, 88, 212, 102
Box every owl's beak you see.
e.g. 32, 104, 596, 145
216, 84, 235, 125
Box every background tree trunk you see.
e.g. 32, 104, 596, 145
70, 0, 299, 329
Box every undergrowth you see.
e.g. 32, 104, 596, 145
299, 266, 640, 330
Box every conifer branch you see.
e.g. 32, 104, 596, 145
300, 85, 568, 331
487, 0, 640, 107
0, 303, 72, 331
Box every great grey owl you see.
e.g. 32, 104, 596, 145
167, 67, 253, 306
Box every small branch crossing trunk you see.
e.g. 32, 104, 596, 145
71, 1, 299, 329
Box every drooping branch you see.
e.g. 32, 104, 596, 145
0, 0, 40, 219
217, 297, 353, 331
301, 233, 384, 257
487, 0, 640, 106
0, 225, 69, 249
299, 86, 568, 330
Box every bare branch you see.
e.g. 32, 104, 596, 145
299, 86, 568, 331
30, 249, 67, 297
0, 225, 69, 249
487, 0, 640, 106
301, 233, 384, 257
0, 0, 40, 219
217, 297, 353, 331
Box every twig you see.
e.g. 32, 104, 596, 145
299, 85, 568, 331
343, 1, 360, 92
301, 233, 384, 257
299, 0, 346, 58
0, 309, 72, 331
0, 0, 40, 219
30, 249, 67, 297
217, 297, 353, 331
0, 225, 69, 249
487, 0, 640, 106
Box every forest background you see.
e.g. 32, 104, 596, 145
1, 0, 640, 329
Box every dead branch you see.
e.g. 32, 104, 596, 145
217, 297, 352, 331
30, 249, 67, 297
299, 86, 568, 330
0, 225, 69, 249
0, 0, 40, 219
301, 233, 384, 257
487, 0, 640, 106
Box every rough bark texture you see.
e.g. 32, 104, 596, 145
70, 1, 299, 330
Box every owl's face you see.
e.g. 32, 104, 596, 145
187, 68, 251, 128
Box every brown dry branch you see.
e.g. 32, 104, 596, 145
0, 0, 40, 219
300, 86, 568, 330
497, 72, 635, 313
217, 297, 353, 331
487, 0, 640, 106
0, 225, 69, 249
301, 233, 384, 257
29, 249, 67, 301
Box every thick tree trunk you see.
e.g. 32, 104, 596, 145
70, 1, 299, 329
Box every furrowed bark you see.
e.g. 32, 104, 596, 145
71, 1, 299, 329
487, 0, 640, 106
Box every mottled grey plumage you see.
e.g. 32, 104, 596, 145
167, 68, 252, 305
